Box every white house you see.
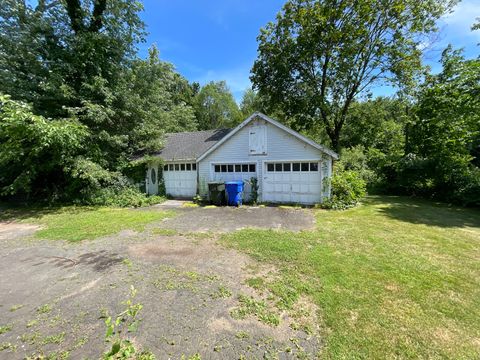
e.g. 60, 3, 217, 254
145, 113, 338, 204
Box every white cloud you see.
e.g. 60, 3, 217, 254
440, 0, 480, 40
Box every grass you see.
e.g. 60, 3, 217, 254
1, 206, 174, 242
221, 195, 480, 359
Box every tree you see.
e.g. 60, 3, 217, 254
117, 46, 198, 155
194, 81, 242, 130
0, 94, 88, 198
398, 47, 480, 205
251, 0, 456, 152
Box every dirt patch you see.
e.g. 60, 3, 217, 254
0, 222, 40, 241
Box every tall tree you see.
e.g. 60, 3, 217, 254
194, 81, 241, 130
251, 0, 456, 152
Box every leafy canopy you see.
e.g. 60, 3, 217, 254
251, 0, 456, 151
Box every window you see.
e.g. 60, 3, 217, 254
249, 164, 256, 172
235, 164, 241, 172
175, 164, 180, 171
151, 168, 156, 184
221, 165, 227, 172
267, 163, 274, 172
180, 163, 185, 171
310, 162, 318, 171
192, 163, 196, 170
242, 164, 249, 172
169, 164, 173, 171
293, 163, 300, 171
163, 165, 168, 171
227, 164, 234, 172
283, 163, 291, 171
301, 162, 309, 171
275, 163, 282, 172
215, 165, 221, 173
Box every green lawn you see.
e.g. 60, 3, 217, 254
221, 196, 480, 359
1, 206, 174, 242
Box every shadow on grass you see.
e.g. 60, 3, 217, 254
368, 196, 480, 228
0, 203, 96, 223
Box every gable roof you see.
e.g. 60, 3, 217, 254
197, 112, 339, 161
153, 128, 232, 161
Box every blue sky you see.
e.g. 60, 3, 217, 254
140, 0, 479, 101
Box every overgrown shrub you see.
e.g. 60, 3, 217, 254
83, 186, 165, 208
322, 170, 366, 210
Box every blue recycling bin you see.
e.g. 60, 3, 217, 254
225, 181, 244, 206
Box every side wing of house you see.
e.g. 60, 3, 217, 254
198, 116, 334, 204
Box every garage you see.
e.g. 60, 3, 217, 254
263, 161, 322, 204
210, 162, 257, 198
163, 162, 197, 198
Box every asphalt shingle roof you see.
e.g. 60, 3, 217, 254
154, 129, 232, 161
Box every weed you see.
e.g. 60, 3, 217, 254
103, 286, 155, 360
235, 331, 250, 339
9, 304, 24, 312
0, 342, 17, 351
211, 285, 232, 299
42, 331, 65, 345
122, 258, 133, 268
37, 303, 52, 314
26, 320, 38, 328
0, 324, 12, 335
73, 336, 88, 349
230, 295, 280, 326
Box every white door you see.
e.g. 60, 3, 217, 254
147, 166, 159, 195
263, 161, 322, 204
163, 162, 197, 198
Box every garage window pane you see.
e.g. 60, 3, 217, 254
301, 162, 309, 171
242, 164, 249, 172
192, 163, 196, 170
186, 163, 191, 171
249, 164, 256, 172
235, 164, 241, 172
227, 164, 234, 172
215, 165, 220, 173
180, 164, 185, 171
283, 163, 291, 171
293, 163, 300, 171
163, 165, 168, 171
175, 164, 180, 171
310, 162, 318, 171
275, 163, 282, 172
267, 163, 274, 172
221, 165, 227, 172
169, 164, 174, 171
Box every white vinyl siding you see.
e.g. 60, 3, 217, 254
198, 118, 333, 203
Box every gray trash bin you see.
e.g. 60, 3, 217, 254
208, 182, 226, 205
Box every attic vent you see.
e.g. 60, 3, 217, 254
249, 125, 266, 155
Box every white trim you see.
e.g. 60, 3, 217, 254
196, 112, 339, 162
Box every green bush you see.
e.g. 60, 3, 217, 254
322, 170, 366, 210
83, 186, 165, 208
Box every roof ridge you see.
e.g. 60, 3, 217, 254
166, 128, 232, 136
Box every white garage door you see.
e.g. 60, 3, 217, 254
211, 162, 257, 199
163, 162, 197, 198
263, 161, 322, 204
